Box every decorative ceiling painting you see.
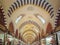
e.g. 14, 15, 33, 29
0, 6, 6, 31
55, 8, 60, 31
8, 0, 54, 18
0, 0, 60, 45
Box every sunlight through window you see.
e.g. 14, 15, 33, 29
15, 16, 22, 24
37, 16, 45, 24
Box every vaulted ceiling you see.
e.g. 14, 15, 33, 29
0, 0, 60, 44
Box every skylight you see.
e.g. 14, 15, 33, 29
15, 16, 22, 24
37, 16, 45, 24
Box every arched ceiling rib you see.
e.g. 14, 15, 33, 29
23, 32, 36, 38
55, 8, 60, 30
19, 21, 40, 43
24, 35, 35, 43
22, 28, 37, 43
0, 0, 60, 44
22, 29, 38, 36
19, 23, 39, 33
7, 0, 54, 18
19, 20, 40, 31
0, 6, 7, 31
11, 5, 52, 29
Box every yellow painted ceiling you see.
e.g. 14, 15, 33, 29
19, 23, 39, 43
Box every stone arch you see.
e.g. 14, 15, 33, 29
19, 20, 40, 31
7, 0, 54, 18
55, 8, 60, 27
55, 8, 60, 31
